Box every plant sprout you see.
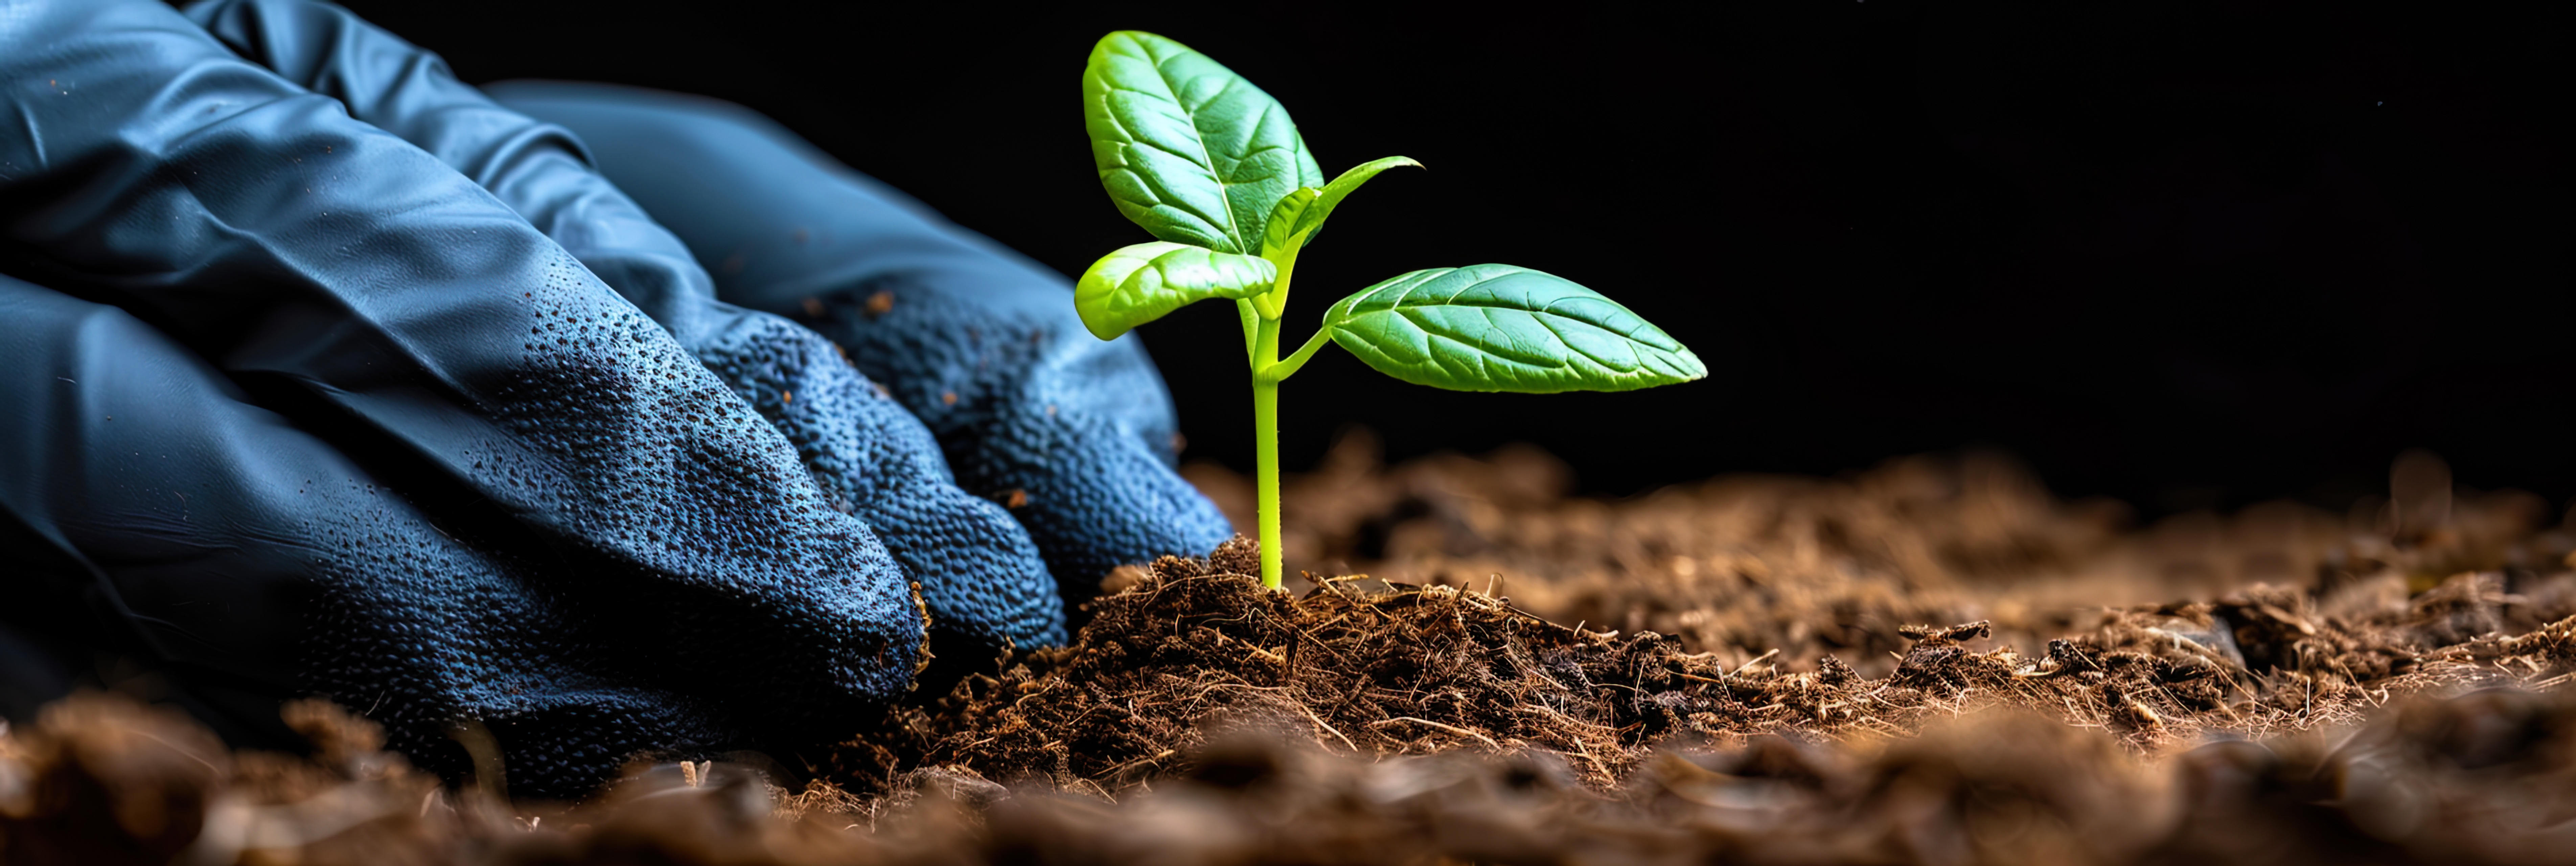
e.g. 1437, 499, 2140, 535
1075, 31, 1706, 589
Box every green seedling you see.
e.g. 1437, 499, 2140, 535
1075, 31, 1706, 589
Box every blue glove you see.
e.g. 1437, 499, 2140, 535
185, 0, 1231, 642
181, 0, 1101, 669
0, 0, 1226, 799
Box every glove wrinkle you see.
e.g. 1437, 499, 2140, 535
187, 0, 713, 345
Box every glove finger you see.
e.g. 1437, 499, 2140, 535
488, 82, 1237, 605
0, 0, 923, 720
0, 274, 749, 800
185, 0, 1068, 654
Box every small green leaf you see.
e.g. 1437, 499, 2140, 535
1084, 32, 1327, 254
1280, 157, 1420, 252
1075, 242, 1280, 340
1321, 265, 1706, 392
1260, 187, 1321, 254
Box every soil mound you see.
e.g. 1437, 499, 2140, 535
840, 536, 1724, 790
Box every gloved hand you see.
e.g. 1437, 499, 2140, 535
474, 82, 1237, 613
0, 0, 1229, 799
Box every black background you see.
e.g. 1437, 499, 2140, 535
344, 0, 2569, 519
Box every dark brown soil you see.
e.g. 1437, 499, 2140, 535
834, 537, 2574, 794
8, 439, 2576, 864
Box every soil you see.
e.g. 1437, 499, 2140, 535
7, 436, 2576, 864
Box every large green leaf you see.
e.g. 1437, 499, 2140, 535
1084, 31, 1326, 255
1075, 242, 1279, 339
1320, 265, 1706, 392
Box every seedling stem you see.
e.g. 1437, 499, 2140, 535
1245, 241, 1316, 587
1252, 279, 1289, 586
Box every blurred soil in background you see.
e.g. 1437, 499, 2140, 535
8, 436, 2576, 864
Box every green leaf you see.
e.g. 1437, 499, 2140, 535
1260, 187, 1321, 254
1084, 31, 1327, 255
1075, 242, 1280, 340
1279, 157, 1421, 252
1321, 265, 1706, 392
